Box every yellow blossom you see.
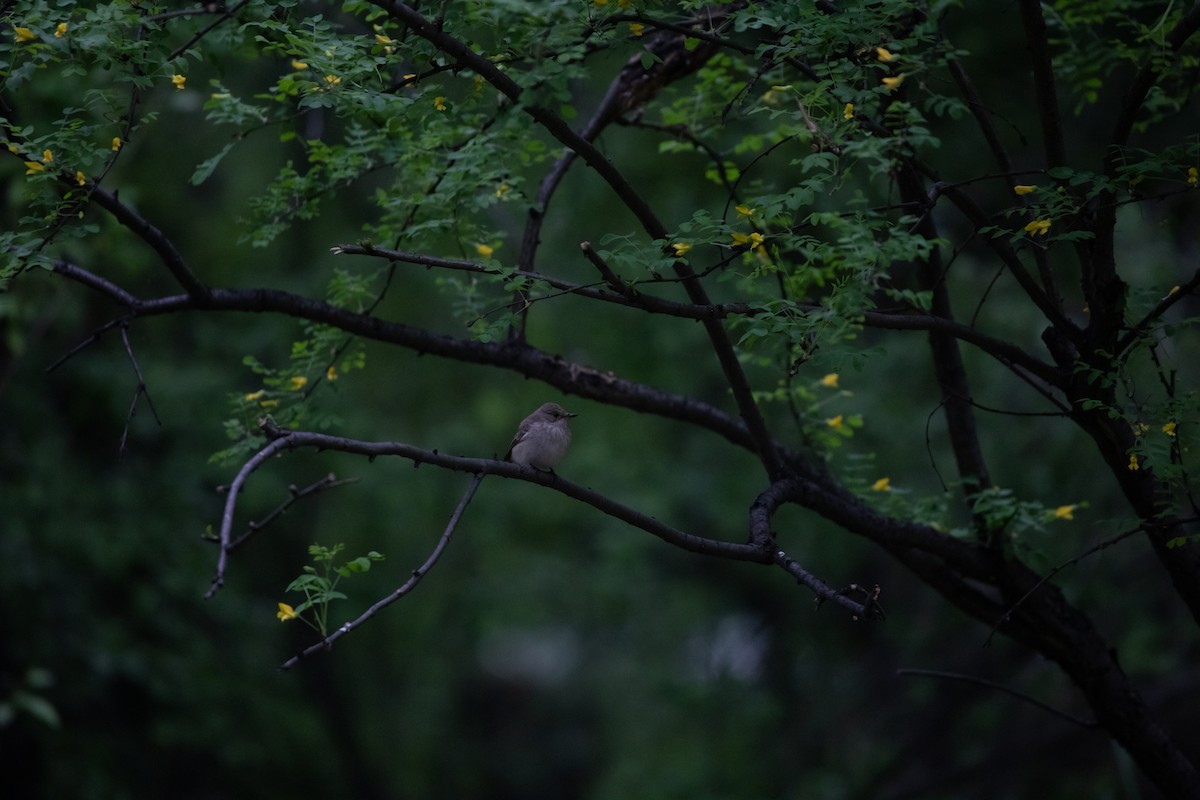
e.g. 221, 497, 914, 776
827, 415, 844, 431
375, 33, 393, 45
434, 95, 447, 111
6, 143, 18, 154
324, 74, 341, 87
731, 232, 765, 248
112, 137, 122, 151
260, 399, 280, 410
244, 390, 265, 401
291, 60, 308, 70
882, 75, 904, 91
495, 183, 510, 198
1128, 454, 1140, 471
1013, 184, 1035, 195
1132, 422, 1149, 437
1189, 167, 1198, 186
871, 477, 891, 492
843, 103, 854, 120
76, 171, 86, 186
1053, 504, 1076, 520
172, 74, 186, 90
1169, 285, 1180, 296
735, 204, 755, 219
42, 149, 53, 163
876, 47, 895, 62
672, 242, 691, 257
403, 73, 417, 83
629, 23, 645, 37
475, 243, 495, 258
1024, 218, 1051, 236
820, 373, 839, 388
24, 161, 45, 174
55, 23, 68, 38
1162, 421, 1177, 437
14, 27, 36, 43
326, 365, 338, 382
277, 602, 297, 621
289, 376, 308, 391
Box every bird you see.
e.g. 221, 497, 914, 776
504, 402, 577, 472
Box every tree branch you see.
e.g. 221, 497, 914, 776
278, 472, 483, 670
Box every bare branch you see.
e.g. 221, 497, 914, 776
224, 473, 361, 553
278, 473, 483, 670
117, 321, 162, 458
87, 188, 210, 299
897, 669, 1099, 730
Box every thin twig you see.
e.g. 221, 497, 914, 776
117, 321, 162, 459
223, 473, 361, 552
984, 524, 1147, 646
278, 472, 484, 670
897, 668, 1099, 729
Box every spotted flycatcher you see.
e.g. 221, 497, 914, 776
505, 402, 577, 471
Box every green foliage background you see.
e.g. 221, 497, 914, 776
2, 1, 1199, 798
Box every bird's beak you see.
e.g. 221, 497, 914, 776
567, 412, 579, 417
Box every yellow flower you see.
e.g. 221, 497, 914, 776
244, 390, 265, 401
827, 415, 844, 431
24, 161, 45, 174
1013, 184, 1035, 195
820, 373, 839, 388
1188, 167, 1198, 186
1023, 218, 1051, 236
1168, 285, 1180, 296
6, 143, 18, 154
843, 103, 854, 120
1053, 504, 1076, 520
1132, 422, 1149, 437
434, 96, 447, 111
735, 204, 755, 219
260, 399, 280, 410
1162, 422, 1177, 437
672, 242, 691, 257
475, 243, 495, 258
291, 60, 308, 70
1128, 454, 1140, 471
731, 232, 765, 248
277, 602, 297, 621
75, 171, 86, 186
324, 74, 341, 87
375, 33, 393, 45
881, 75, 904, 91
871, 477, 891, 492
171, 74, 186, 90
326, 365, 338, 382
289, 376, 308, 391
629, 23, 645, 37
403, 73, 417, 83
14, 27, 36, 43
876, 47, 895, 62
55, 23, 68, 38
112, 137, 122, 151
42, 149, 54, 163
495, 183, 510, 198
